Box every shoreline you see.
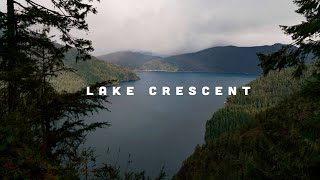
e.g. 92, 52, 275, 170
134, 70, 260, 76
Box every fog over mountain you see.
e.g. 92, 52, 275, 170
98, 44, 291, 73
24, 0, 304, 56
88, 0, 304, 55
97, 51, 161, 69
163, 44, 285, 73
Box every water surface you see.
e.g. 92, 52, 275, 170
86, 72, 257, 176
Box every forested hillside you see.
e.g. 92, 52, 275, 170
175, 62, 320, 179
176, 1, 320, 178
140, 59, 179, 72
52, 48, 139, 92
205, 64, 314, 141
97, 51, 161, 69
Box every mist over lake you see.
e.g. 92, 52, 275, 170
86, 72, 257, 176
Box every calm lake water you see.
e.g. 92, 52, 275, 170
86, 72, 257, 177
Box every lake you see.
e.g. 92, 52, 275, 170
86, 72, 258, 177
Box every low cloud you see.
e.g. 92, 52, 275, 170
17, 0, 305, 55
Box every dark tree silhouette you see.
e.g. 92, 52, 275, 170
258, 0, 320, 78
0, 0, 113, 178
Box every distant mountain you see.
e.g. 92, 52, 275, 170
164, 43, 285, 73
52, 48, 140, 92
140, 59, 178, 72
134, 51, 166, 58
0, 44, 140, 92
97, 51, 161, 70
98, 44, 289, 73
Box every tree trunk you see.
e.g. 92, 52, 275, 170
6, 0, 18, 112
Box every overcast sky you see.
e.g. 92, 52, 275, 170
1, 0, 305, 56
84, 0, 304, 56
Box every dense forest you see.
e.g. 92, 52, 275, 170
53, 50, 139, 92
175, 0, 320, 179
175, 62, 320, 179
205, 64, 314, 141
0, 0, 162, 179
0, 48, 140, 93
1, 0, 320, 179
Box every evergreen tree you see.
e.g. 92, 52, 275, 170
0, 0, 112, 178
258, 0, 320, 78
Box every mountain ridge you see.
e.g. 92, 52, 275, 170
164, 43, 285, 73
98, 43, 287, 73
97, 51, 161, 70
52, 47, 140, 92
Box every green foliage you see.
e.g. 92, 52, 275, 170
176, 87, 320, 179
205, 64, 314, 141
0, 0, 120, 178
98, 51, 178, 72
93, 164, 167, 180
97, 51, 158, 70
258, 0, 320, 78
71, 148, 168, 180
257, 46, 303, 76
0, 0, 143, 178
177, 1, 320, 178
52, 56, 139, 92
0, 127, 57, 179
